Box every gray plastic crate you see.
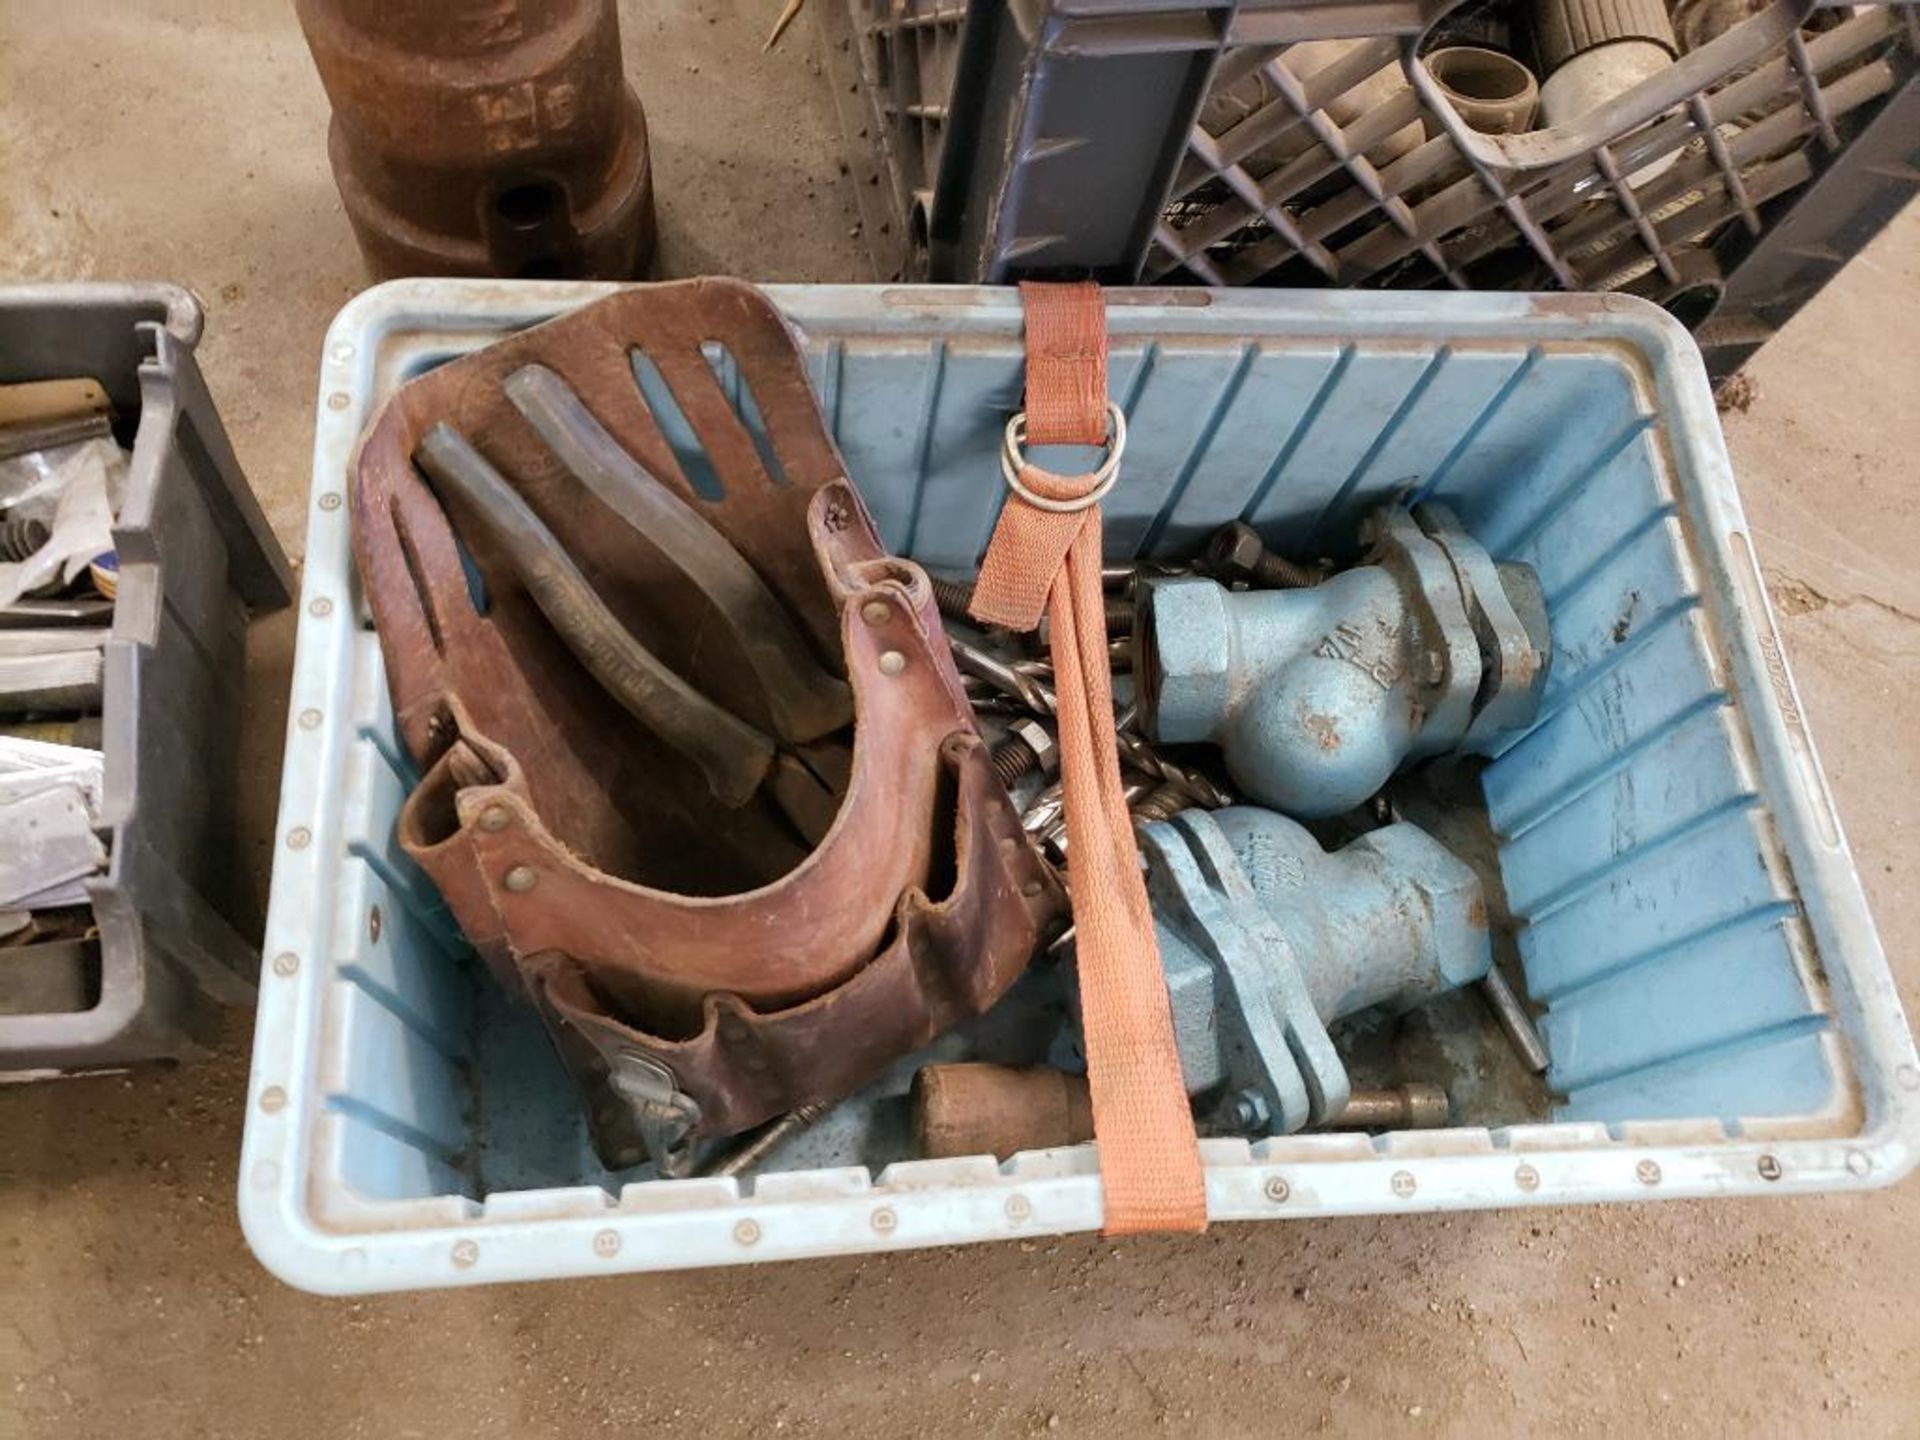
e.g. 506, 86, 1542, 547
0, 284, 294, 1070
843, 0, 1919, 378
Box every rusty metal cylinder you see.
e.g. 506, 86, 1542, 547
1329, 1082, 1451, 1129
296, 0, 656, 280
912, 1064, 1095, 1161
913, 1064, 1451, 1158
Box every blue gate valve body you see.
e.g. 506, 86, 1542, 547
1070, 805, 1492, 1137
1136, 504, 1550, 819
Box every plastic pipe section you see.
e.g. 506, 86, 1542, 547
1136, 505, 1549, 820
1424, 46, 1540, 135
1533, 0, 1680, 178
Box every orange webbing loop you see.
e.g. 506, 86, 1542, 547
969, 281, 1206, 1235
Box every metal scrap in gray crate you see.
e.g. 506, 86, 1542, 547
0, 284, 293, 1070
241, 280, 1916, 1293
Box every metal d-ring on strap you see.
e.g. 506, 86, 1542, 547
999, 400, 1128, 512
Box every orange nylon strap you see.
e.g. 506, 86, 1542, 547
970, 281, 1207, 1235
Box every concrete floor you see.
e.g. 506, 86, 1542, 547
2, 3, 1917, 1436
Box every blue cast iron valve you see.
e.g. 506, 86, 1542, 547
1066, 805, 1492, 1137
1135, 503, 1551, 819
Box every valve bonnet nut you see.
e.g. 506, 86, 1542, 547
1139, 578, 1234, 745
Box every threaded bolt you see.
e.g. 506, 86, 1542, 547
939, 575, 1132, 635
929, 575, 975, 621
1207, 520, 1325, 590
1037, 596, 1135, 649
991, 717, 1058, 788
991, 735, 1040, 787
1251, 550, 1325, 589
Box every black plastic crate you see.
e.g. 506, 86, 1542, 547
842, 0, 1919, 378
0, 284, 293, 1069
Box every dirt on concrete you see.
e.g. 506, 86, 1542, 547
2, 4, 1918, 1437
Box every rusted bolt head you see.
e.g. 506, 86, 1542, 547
1206, 520, 1268, 583
1007, 717, 1059, 778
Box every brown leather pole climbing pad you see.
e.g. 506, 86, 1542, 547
353, 278, 1065, 1157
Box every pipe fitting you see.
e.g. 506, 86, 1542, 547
1140, 807, 1491, 1134
1136, 504, 1549, 819
1532, 0, 1680, 180
1424, 46, 1540, 135
1054, 805, 1491, 1136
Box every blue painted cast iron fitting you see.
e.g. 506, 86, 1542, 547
1134, 806, 1493, 1136
1135, 504, 1551, 819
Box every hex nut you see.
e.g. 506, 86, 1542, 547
1231, 1089, 1272, 1132
1139, 578, 1234, 745
1007, 717, 1060, 778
